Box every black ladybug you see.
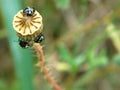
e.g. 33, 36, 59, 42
18, 39, 30, 48
23, 7, 35, 16
34, 34, 45, 43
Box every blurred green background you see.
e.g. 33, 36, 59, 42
0, 0, 120, 90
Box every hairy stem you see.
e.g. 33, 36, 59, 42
33, 43, 63, 90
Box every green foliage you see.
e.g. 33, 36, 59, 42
86, 48, 108, 69
58, 44, 86, 72
58, 43, 108, 73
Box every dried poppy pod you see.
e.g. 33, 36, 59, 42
13, 7, 43, 41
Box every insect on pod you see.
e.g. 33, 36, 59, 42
18, 39, 30, 48
19, 33, 44, 48
13, 7, 44, 48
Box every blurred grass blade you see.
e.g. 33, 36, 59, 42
106, 23, 120, 52
1, 0, 34, 90
80, 0, 87, 21
54, 0, 70, 9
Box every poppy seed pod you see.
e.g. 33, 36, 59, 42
13, 7, 43, 41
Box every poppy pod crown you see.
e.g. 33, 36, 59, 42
13, 7, 43, 41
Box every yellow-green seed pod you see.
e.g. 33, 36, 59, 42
13, 7, 43, 41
